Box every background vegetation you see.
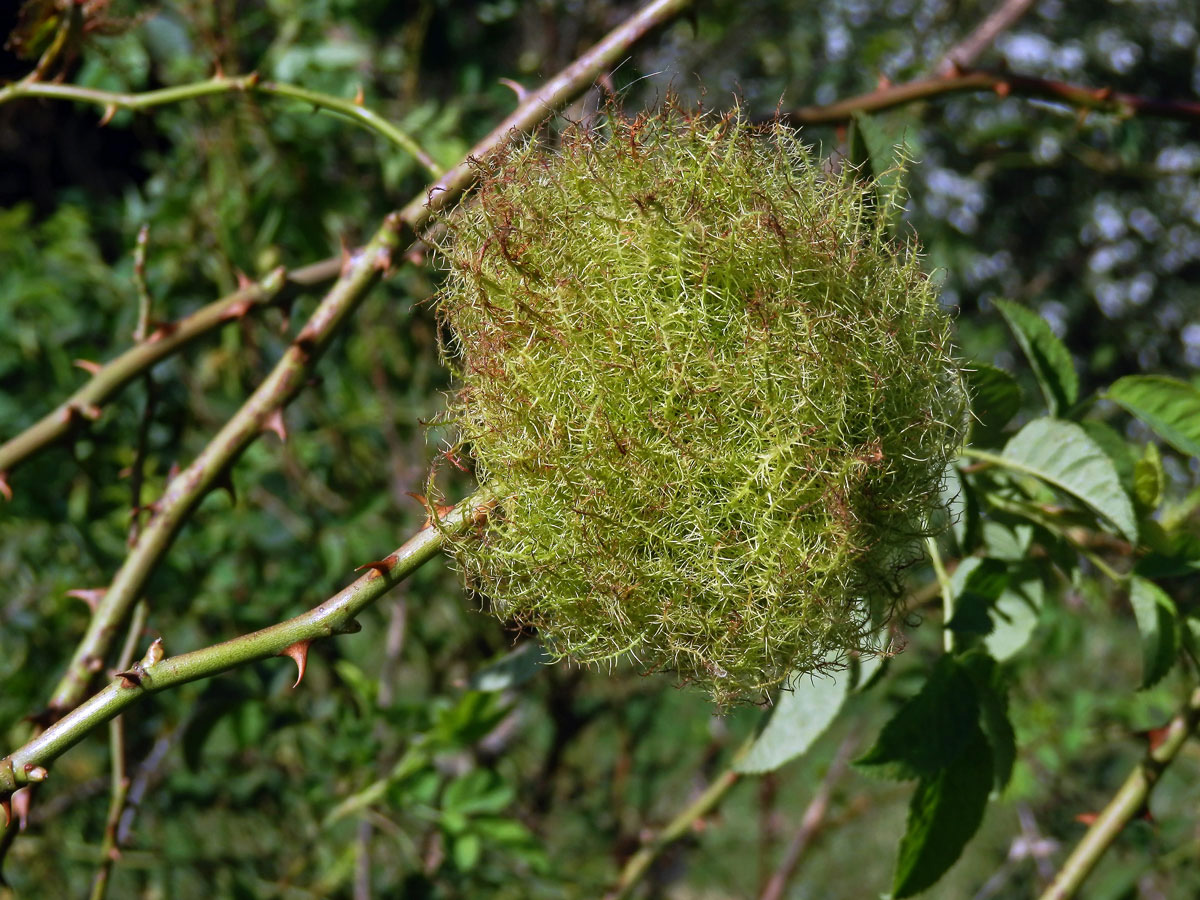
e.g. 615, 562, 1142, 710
2, 1, 1200, 898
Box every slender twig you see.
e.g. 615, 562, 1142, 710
758, 734, 857, 900
936, 0, 1039, 75
926, 536, 956, 651
1037, 685, 1200, 900
0, 262, 325, 486
0, 489, 494, 800
782, 68, 1200, 126
89, 601, 148, 900
0, 75, 442, 177
609, 735, 753, 900
45, 219, 406, 717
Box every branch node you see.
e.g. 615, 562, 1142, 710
22, 766, 47, 784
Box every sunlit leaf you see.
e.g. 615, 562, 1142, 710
735, 671, 848, 774
1000, 418, 1137, 542
1108, 375, 1200, 459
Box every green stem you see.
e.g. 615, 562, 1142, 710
0, 75, 442, 178
1037, 685, 1200, 900
0, 490, 494, 796
610, 734, 753, 899
926, 536, 955, 651
46, 218, 406, 716
89, 601, 148, 900
0, 261, 334, 482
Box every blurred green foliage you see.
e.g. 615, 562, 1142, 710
2, 1, 1200, 898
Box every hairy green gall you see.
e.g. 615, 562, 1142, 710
435, 103, 965, 704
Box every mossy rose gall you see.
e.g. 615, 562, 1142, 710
435, 103, 966, 704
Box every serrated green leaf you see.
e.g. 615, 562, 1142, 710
1079, 420, 1136, 492
735, 671, 848, 774
855, 656, 978, 780
1129, 576, 1180, 689
1108, 375, 1200, 459
1133, 442, 1164, 515
964, 364, 1021, 446
892, 726, 993, 898
960, 653, 1015, 790
993, 299, 1078, 417
1000, 418, 1138, 542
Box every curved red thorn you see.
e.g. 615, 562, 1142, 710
498, 78, 528, 102
221, 298, 254, 322
279, 640, 312, 688
263, 409, 287, 443
235, 269, 254, 291
355, 559, 393, 578
99, 104, 117, 126
12, 787, 32, 831
77, 403, 102, 421
66, 587, 107, 612
74, 358, 103, 375
0, 472, 10, 502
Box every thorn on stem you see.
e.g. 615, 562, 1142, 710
263, 409, 288, 443
407, 492, 456, 528
355, 559, 393, 578
214, 469, 237, 503
354, 84, 365, 106
221, 298, 255, 322
75, 403, 103, 421
279, 640, 312, 688
74, 358, 103, 375
332, 619, 362, 635
115, 668, 143, 689
11, 787, 31, 831
235, 269, 254, 291
66, 587, 107, 612
99, 104, 117, 126
0, 472, 10, 502
498, 78, 529, 102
